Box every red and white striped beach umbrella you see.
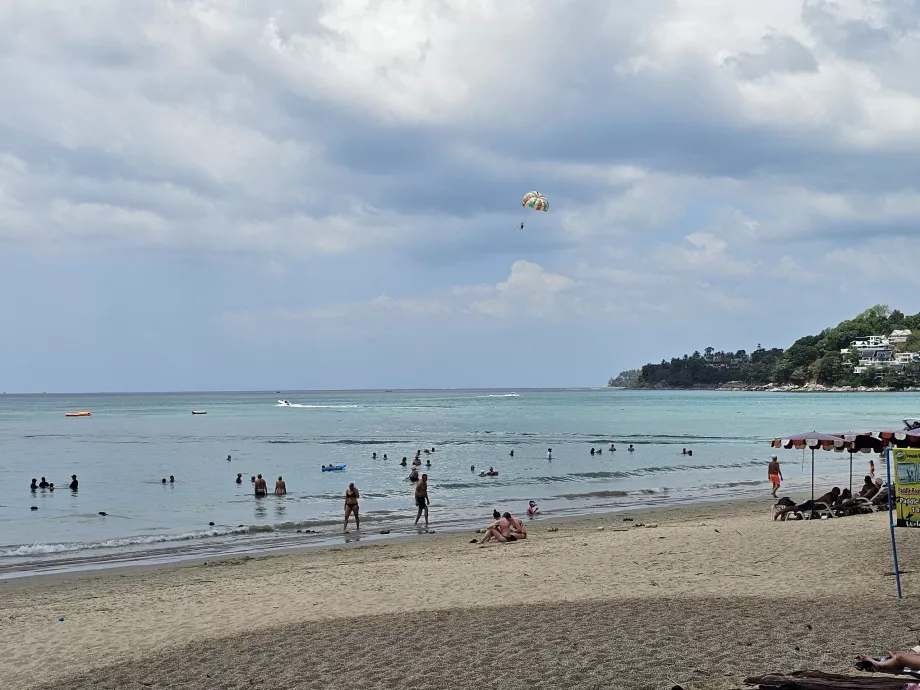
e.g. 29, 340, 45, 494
873, 428, 920, 446
770, 432, 853, 503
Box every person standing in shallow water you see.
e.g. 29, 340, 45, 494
344, 483, 360, 531
254, 474, 268, 497
274, 476, 287, 496
414, 474, 430, 527
69, 474, 78, 490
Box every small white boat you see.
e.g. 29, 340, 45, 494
192, 410, 207, 415
278, 400, 292, 406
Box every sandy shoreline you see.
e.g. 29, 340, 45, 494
4, 498, 919, 690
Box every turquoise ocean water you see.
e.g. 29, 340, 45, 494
0, 389, 912, 577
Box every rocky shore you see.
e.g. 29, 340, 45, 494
611, 382, 919, 392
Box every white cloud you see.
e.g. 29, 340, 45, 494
5, 0, 920, 370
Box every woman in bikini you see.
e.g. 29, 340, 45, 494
344, 482, 360, 532
474, 510, 511, 544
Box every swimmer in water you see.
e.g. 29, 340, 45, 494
401, 457, 408, 466
169, 475, 174, 484
527, 500, 539, 516
30, 478, 37, 491
275, 476, 287, 496
236, 473, 243, 484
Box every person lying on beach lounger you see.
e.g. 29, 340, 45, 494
857, 650, 920, 673
474, 510, 512, 544
773, 488, 840, 520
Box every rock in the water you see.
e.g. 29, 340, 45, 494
98, 511, 108, 516
209, 522, 215, 527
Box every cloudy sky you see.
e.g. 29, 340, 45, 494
2, 0, 919, 392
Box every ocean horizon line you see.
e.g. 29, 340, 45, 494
0, 387, 617, 397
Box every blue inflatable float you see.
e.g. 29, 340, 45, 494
321, 464, 346, 472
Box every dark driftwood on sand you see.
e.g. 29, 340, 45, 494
744, 671, 913, 689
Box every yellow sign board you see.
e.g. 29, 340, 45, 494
892, 448, 920, 528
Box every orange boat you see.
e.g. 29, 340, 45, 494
65, 411, 92, 417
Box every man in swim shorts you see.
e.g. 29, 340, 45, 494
768, 455, 783, 498
254, 474, 268, 497
503, 512, 526, 539
414, 473, 430, 527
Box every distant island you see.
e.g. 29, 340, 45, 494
608, 305, 920, 391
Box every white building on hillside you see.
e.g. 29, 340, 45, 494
891, 329, 912, 344
843, 333, 920, 374
841, 335, 893, 359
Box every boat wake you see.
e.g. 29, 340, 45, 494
276, 400, 360, 409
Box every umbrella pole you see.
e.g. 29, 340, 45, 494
811, 448, 815, 504
849, 451, 853, 495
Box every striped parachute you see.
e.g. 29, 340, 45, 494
522, 191, 549, 212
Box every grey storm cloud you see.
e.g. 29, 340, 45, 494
2, 1, 920, 261
724, 35, 819, 79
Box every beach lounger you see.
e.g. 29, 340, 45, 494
744, 670, 918, 688
795, 501, 835, 520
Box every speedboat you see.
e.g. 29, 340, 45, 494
192, 410, 207, 415
278, 400, 292, 406
905, 419, 920, 430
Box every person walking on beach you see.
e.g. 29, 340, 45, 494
768, 455, 783, 498
344, 482, 360, 532
414, 473, 430, 527
274, 476, 287, 496
254, 474, 268, 497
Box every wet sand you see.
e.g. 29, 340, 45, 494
4, 498, 919, 690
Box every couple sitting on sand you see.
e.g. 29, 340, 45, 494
472, 510, 526, 545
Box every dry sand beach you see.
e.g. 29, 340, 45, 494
3, 499, 920, 690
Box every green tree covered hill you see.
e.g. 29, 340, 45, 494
609, 305, 920, 390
